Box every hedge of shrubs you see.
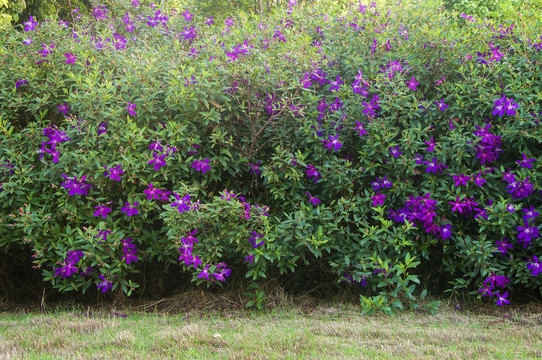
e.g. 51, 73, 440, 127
0, 0, 540, 313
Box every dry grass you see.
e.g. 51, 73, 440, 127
1, 302, 542, 359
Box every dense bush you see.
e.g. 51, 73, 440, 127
0, 0, 540, 313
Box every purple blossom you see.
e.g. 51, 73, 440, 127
97, 121, 108, 135
97, 275, 112, 293
435, 99, 449, 111
516, 153, 535, 168
527, 256, 541, 276
198, 265, 211, 280
103, 164, 124, 181
126, 102, 137, 116
371, 193, 386, 207
61, 174, 92, 196
496, 238, 513, 255
171, 193, 191, 213
23, 37, 32, 45
449, 196, 467, 213
362, 94, 380, 117
438, 224, 452, 240
389, 145, 402, 158
328, 75, 343, 92
121, 201, 139, 216
523, 206, 539, 222
305, 192, 321, 206
406, 76, 419, 91
57, 103, 70, 115
495, 292, 510, 306
64, 52, 77, 64
121, 238, 138, 264
38, 41, 55, 58
244, 254, 255, 264
473, 171, 486, 187
452, 173, 470, 187
322, 134, 342, 151
249, 161, 262, 176
191, 158, 211, 173
54, 261, 78, 279
249, 231, 265, 248
517, 223, 539, 247
424, 137, 435, 152
23, 16, 37, 31
144, 183, 162, 200
148, 152, 166, 171
306, 164, 321, 183
93, 205, 112, 218
355, 121, 367, 136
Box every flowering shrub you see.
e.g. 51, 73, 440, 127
0, 0, 541, 313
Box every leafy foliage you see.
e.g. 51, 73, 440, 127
0, 0, 541, 313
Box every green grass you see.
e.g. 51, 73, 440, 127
1, 303, 542, 359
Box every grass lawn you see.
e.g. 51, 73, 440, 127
1, 299, 541, 359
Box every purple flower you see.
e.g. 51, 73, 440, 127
144, 183, 162, 200
306, 164, 320, 183
424, 137, 435, 152
362, 94, 380, 117
449, 196, 466, 213
212, 263, 231, 282
522, 206, 539, 222
305, 192, 321, 206
249, 161, 261, 176
61, 174, 92, 196
244, 254, 255, 264
121, 201, 139, 216
406, 76, 419, 91
389, 145, 402, 158
473, 171, 486, 187
198, 265, 211, 280
121, 238, 138, 264
38, 41, 55, 58
191, 158, 211, 173
54, 261, 78, 279
103, 164, 124, 181
171, 193, 191, 213
438, 224, 452, 240
517, 223, 539, 247
97, 121, 108, 135
66, 250, 84, 263
57, 103, 70, 115
23, 37, 33, 45
64, 52, 77, 64
97, 275, 112, 293
527, 256, 541, 276
148, 152, 166, 171
371, 193, 386, 206
517, 153, 535, 168
93, 205, 112, 218
328, 75, 343, 92
24, 16, 37, 31
249, 231, 265, 248
126, 102, 137, 116
225, 17, 234, 27
355, 121, 367, 136
496, 238, 513, 255
435, 99, 449, 111
322, 134, 342, 151
205, 16, 214, 25
452, 173, 470, 187
495, 292, 510, 306
182, 9, 193, 21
